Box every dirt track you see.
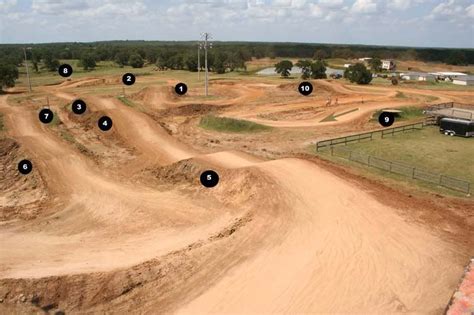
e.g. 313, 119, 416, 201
0, 75, 472, 313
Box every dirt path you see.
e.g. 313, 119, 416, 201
177, 158, 462, 314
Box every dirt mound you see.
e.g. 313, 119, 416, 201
0, 138, 48, 221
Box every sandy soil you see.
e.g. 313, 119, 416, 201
0, 73, 472, 314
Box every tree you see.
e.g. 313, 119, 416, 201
296, 60, 312, 79
445, 51, 467, 66
114, 52, 129, 67
31, 51, 41, 73
184, 54, 198, 72
275, 60, 293, 78
368, 58, 382, 72
0, 63, 19, 92
391, 77, 399, 85
313, 49, 328, 60
81, 53, 96, 70
310, 60, 327, 79
213, 52, 227, 74
43, 51, 60, 72
129, 54, 144, 68
344, 63, 372, 85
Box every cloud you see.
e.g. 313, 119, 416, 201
467, 4, 474, 18
0, 0, 16, 12
351, 0, 377, 14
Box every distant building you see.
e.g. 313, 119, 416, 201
431, 72, 467, 81
452, 75, 474, 86
401, 72, 436, 81
381, 60, 396, 71
343, 64, 352, 68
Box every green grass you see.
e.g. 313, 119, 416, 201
199, 115, 272, 133
47, 111, 61, 127
117, 96, 135, 107
321, 108, 360, 122
315, 127, 473, 196
372, 106, 424, 122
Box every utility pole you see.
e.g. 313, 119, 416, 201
23, 47, 32, 93
197, 42, 201, 81
200, 33, 212, 97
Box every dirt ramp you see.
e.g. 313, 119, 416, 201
0, 138, 48, 221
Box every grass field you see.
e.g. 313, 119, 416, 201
199, 115, 272, 133
316, 127, 473, 195
371, 106, 425, 122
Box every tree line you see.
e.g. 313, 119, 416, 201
1, 41, 473, 91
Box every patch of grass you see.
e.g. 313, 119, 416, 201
117, 96, 135, 107
372, 106, 424, 122
199, 115, 272, 133
320, 113, 337, 122
321, 108, 359, 122
313, 127, 473, 197
60, 130, 75, 143
49, 111, 61, 126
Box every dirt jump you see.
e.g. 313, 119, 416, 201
0, 75, 472, 314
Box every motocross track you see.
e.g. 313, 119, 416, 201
0, 75, 472, 314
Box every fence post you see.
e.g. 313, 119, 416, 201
412, 167, 415, 179
331, 146, 334, 156
389, 162, 392, 172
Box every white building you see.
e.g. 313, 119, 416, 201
431, 72, 467, 81
381, 60, 396, 70
401, 72, 436, 81
343, 63, 352, 68
452, 75, 474, 86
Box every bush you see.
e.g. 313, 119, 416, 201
129, 54, 144, 68
344, 63, 372, 85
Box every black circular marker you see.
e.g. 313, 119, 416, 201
18, 159, 33, 175
298, 81, 313, 96
98, 116, 113, 131
39, 108, 54, 124
72, 99, 87, 115
378, 112, 395, 127
122, 73, 136, 86
58, 64, 73, 78
175, 82, 188, 96
200, 170, 219, 188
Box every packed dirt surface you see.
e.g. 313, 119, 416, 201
0, 72, 473, 314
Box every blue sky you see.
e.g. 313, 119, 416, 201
0, 0, 473, 48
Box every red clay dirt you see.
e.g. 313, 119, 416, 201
0, 75, 472, 314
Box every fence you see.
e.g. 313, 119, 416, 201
316, 122, 425, 151
327, 146, 471, 194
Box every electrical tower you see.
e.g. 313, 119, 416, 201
200, 33, 212, 97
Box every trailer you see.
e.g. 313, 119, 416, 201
439, 118, 474, 137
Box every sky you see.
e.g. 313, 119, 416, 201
0, 0, 473, 48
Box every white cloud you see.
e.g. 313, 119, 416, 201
351, 0, 377, 14
466, 4, 474, 18
318, 0, 344, 8
0, 0, 16, 12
